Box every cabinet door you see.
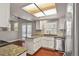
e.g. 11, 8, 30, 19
45, 37, 51, 48
42, 37, 55, 49
33, 41, 40, 52
36, 21, 40, 30
26, 40, 34, 54
42, 39, 48, 48
33, 38, 41, 52
48, 40, 54, 49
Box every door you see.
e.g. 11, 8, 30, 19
22, 24, 27, 40
27, 23, 32, 38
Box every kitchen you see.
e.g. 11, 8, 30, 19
0, 3, 73, 56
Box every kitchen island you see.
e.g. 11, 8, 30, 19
0, 44, 27, 56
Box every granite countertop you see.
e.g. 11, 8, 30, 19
26, 36, 41, 39
43, 34, 57, 37
54, 35, 65, 39
0, 44, 27, 56
27, 34, 57, 39
26, 33, 65, 39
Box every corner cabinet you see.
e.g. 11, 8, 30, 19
26, 38, 41, 54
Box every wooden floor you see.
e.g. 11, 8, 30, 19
27, 47, 64, 56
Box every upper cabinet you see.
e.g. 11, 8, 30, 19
36, 20, 58, 35
58, 17, 65, 29
43, 20, 58, 34
36, 20, 43, 30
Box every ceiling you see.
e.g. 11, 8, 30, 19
10, 3, 39, 21
10, 3, 68, 21
22, 3, 57, 17
22, 3, 56, 14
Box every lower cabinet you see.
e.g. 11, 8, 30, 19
26, 38, 41, 54
41, 39, 48, 48
26, 37, 55, 54
26, 40, 34, 54
48, 40, 54, 49
34, 41, 41, 51
41, 37, 55, 49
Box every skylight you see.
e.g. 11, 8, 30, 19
22, 4, 40, 14
33, 12, 45, 17
22, 3, 57, 17
44, 8, 57, 16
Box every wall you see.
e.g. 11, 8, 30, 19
0, 3, 10, 27
0, 31, 18, 42
10, 3, 38, 21
73, 3, 79, 56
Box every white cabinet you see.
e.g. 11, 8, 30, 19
33, 38, 41, 52
34, 41, 40, 51
26, 38, 41, 54
46, 37, 54, 49
36, 21, 43, 30
42, 39, 48, 48
41, 37, 55, 49
36, 21, 40, 30
50, 38, 55, 49
26, 37, 55, 54
26, 40, 34, 54
58, 18, 65, 29
48, 39, 54, 49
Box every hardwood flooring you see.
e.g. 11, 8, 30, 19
27, 47, 64, 56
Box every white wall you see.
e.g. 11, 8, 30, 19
0, 4, 19, 42
10, 3, 38, 21
0, 3, 10, 27
0, 31, 18, 42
